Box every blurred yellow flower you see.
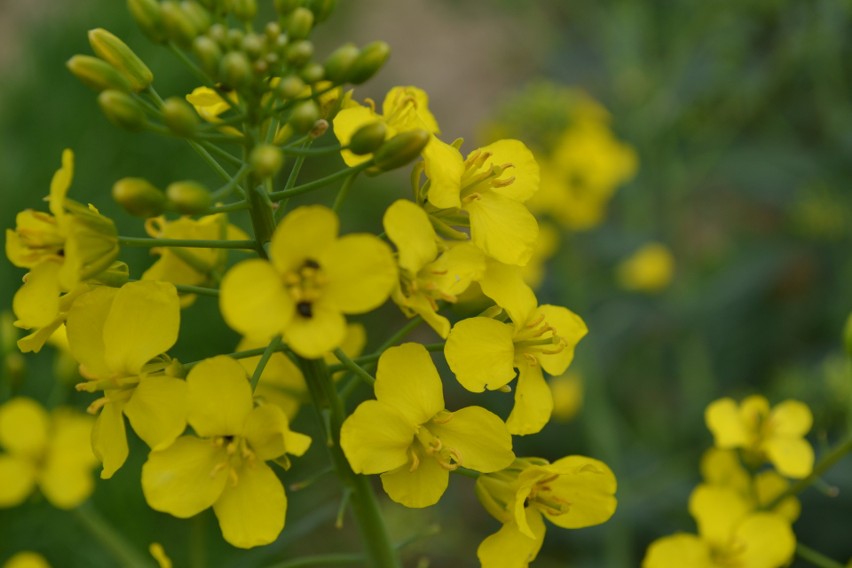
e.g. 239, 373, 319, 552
2, 552, 50, 568
549, 372, 583, 422
616, 242, 675, 293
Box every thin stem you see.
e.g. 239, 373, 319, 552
263, 553, 364, 568
118, 236, 257, 249
328, 341, 443, 374
250, 335, 283, 391
73, 504, 152, 568
212, 163, 250, 200
332, 170, 360, 213
280, 144, 342, 156
167, 42, 213, 86
766, 436, 852, 510
198, 139, 245, 169
269, 162, 372, 201
332, 348, 375, 386
181, 344, 290, 372
796, 542, 845, 568
275, 140, 311, 220
203, 201, 251, 214
173, 284, 219, 298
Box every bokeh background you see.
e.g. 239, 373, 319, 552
1, 1, 851, 567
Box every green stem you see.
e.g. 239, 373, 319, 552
766, 436, 852, 509
203, 201, 251, 214
250, 335, 282, 390
212, 164, 250, 200
167, 42, 214, 87
118, 236, 257, 249
332, 348, 375, 386
173, 284, 219, 297
73, 504, 153, 568
263, 553, 364, 568
332, 170, 360, 213
181, 344, 290, 372
328, 339, 441, 373
275, 140, 311, 220
199, 139, 245, 169
269, 163, 371, 201
300, 358, 401, 568
280, 144, 342, 156
187, 139, 242, 188
796, 542, 845, 568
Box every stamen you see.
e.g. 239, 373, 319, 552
408, 447, 421, 472
86, 397, 109, 414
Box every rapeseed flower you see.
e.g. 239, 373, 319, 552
616, 242, 675, 293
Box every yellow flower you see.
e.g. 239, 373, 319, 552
6, 149, 119, 291
422, 138, 540, 267
186, 86, 236, 122
141, 356, 311, 549
0, 398, 96, 509
705, 396, 814, 478
642, 485, 795, 568
340, 343, 514, 508
2, 552, 51, 568
65, 281, 186, 479
142, 214, 248, 307
445, 267, 587, 434
476, 456, 617, 568
220, 205, 396, 358
383, 199, 485, 337
616, 242, 675, 293
333, 85, 440, 166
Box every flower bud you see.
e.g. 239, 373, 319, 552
166, 180, 212, 214
231, 0, 257, 20
250, 144, 285, 178
113, 178, 168, 217
323, 43, 359, 83
98, 90, 147, 131
309, 0, 337, 23
161, 1, 198, 47
844, 312, 852, 357
162, 97, 200, 137
192, 35, 222, 75
219, 51, 252, 89
287, 7, 315, 39
88, 28, 154, 92
127, 0, 166, 42
286, 40, 314, 67
181, 1, 211, 33
370, 129, 430, 173
309, 119, 328, 139
274, 0, 301, 15
299, 62, 324, 84
348, 120, 387, 155
347, 41, 390, 84
289, 100, 320, 133
67, 55, 132, 92
276, 75, 304, 99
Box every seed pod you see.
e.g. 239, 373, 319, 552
67, 55, 133, 92
112, 178, 167, 217
347, 41, 389, 84
127, 0, 166, 42
162, 97, 200, 137
370, 129, 430, 172
323, 43, 359, 83
289, 100, 320, 134
88, 28, 154, 92
348, 121, 387, 155
166, 180, 212, 214
98, 90, 147, 131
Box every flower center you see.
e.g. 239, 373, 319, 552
459, 149, 516, 203
513, 314, 567, 360
210, 434, 258, 487
525, 474, 571, 516
407, 411, 463, 472
284, 258, 326, 319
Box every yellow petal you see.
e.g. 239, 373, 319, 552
239, 338, 306, 419
535, 305, 587, 376
220, 259, 294, 340
340, 400, 414, 474
383, 199, 438, 274
699, 448, 749, 492
269, 206, 338, 274
423, 137, 464, 209
92, 400, 129, 479
642, 534, 712, 568
66, 286, 117, 378
382, 86, 440, 134
213, 462, 286, 548
375, 343, 444, 425
427, 406, 514, 473
506, 361, 551, 436
477, 509, 546, 568
688, 485, 750, 549
763, 437, 814, 479
187, 356, 253, 437
124, 376, 187, 450
735, 513, 796, 568
543, 456, 618, 529
40, 410, 96, 509
283, 301, 347, 358
39, 457, 94, 510
380, 450, 448, 508
705, 398, 750, 449
0, 455, 36, 507
769, 400, 812, 437
243, 404, 309, 461
12, 261, 62, 330
49, 149, 74, 218
0, 398, 49, 457
333, 105, 380, 167
445, 317, 516, 392
103, 281, 179, 375
754, 471, 800, 522
142, 435, 228, 517
478, 260, 538, 326
479, 139, 540, 204
321, 234, 397, 313
427, 242, 486, 296
466, 192, 538, 266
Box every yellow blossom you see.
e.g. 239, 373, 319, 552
340, 343, 514, 508
616, 242, 675, 293
2, 552, 51, 568
0, 398, 96, 509
141, 356, 311, 549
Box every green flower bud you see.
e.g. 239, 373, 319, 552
127, 0, 166, 42
299, 62, 324, 84
287, 7, 315, 40
181, 1, 212, 33
323, 43, 359, 83
162, 97, 200, 137
309, 0, 337, 23
231, 0, 258, 20
227, 29, 246, 50
98, 90, 147, 131
166, 180, 212, 214
274, 0, 302, 15
286, 40, 314, 67
844, 312, 852, 356
276, 75, 304, 99
88, 28, 154, 92
67, 54, 132, 92
161, 1, 198, 47
207, 23, 227, 45
219, 51, 253, 89
192, 35, 222, 75
265, 22, 282, 41
347, 40, 390, 84
241, 33, 265, 59
289, 100, 320, 134
348, 121, 387, 155
250, 144, 285, 178
113, 178, 168, 217
370, 129, 430, 173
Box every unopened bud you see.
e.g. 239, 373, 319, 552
309, 0, 337, 23
241, 34, 264, 59
67, 55, 132, 92
324, 43, 359, 83
299, 62, 324, 84
274, 0, 301, 15
166, 180, 212, 214
161, 1, 198, 47
276, 75, 305, 99
231, 0, 257, 20
88, 28, 154, 92
251, 144, 285, 177
289, 100, 320, 134
370, 129, 430, 173
113, 178, 168, 217
348, 121, 387, 155
286, 40, 314, 67
309, 119, 328, 139
287, 7, 315, 39
181, 1, 211, 34
192, 35, 222, 75
219, 51, 252, 89
98, 90, 147, 131
844, 312, 852, 356
347, 41, 390, 84
162, 97, 200, 137
127, 0, 166, 42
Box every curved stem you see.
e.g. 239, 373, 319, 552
117, 236, 257, 249
269, 162, 372, 201
796, 542, 845, 568
73, 504, 153, 568
332, 348, 375, 386
250, 335, 282, 390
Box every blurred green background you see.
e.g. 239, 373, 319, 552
1, 1, 851, 567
